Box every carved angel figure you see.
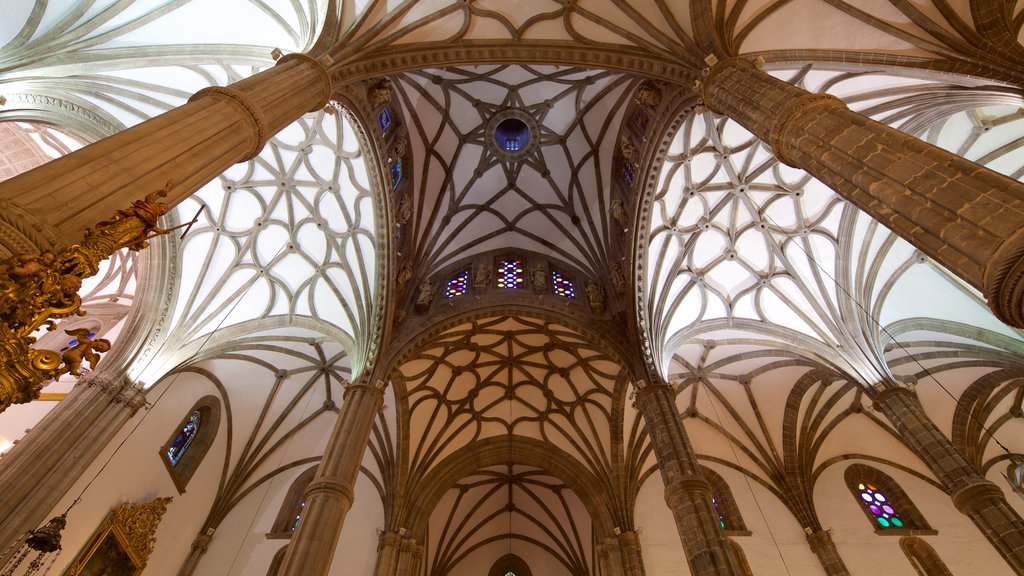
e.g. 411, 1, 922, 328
585, 280, 605, 314
472, 262, 491, 292
88, 181, 172, 251
610, 199, 628, 230
415, 279, 434, 312
531, 265, 547, 295
0, 251, 56, 283
60, 328, 112, 377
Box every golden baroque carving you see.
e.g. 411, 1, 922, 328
0, 182, 173, 413
65, 496, 173, 576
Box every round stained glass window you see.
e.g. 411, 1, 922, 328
485, 109, 539, 161
495, 118, 530, 152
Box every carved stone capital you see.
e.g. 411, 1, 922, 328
984, 225, 1024, 328
79, 371, 130, 396
277, 53, 334, 110
664, 474, 713, 508
188, 87, 267, 160
951, 479, 1006, 514
871, 384, 918, 412
113, 385, 147, 415
303, 477, 355, 509
190, 531, 213, 553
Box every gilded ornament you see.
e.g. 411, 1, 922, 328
0, 182, 176, 414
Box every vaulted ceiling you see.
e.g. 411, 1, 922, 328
3, 1, 1024, 574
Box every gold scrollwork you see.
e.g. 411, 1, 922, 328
0, 182, 174, 413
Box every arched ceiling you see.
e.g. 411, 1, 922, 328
394, 65, 634, 276
3, 2, 1024, 570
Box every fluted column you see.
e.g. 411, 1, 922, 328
279, 380, 383, 576
873, 386, 1024, 573
701, 57, 1024, 328
617, 529, 646, 576
634, 382, 743, 576
372, 531, 402, 576
806, 530, 849, 576
0, 371, 145, 551
0, 53, 332, 251
175, 530, 214, 576
597, 538, 625, 576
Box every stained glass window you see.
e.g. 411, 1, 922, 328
623, 161, 636, 188
391, 159, 403, 189
292, 501, 305, 531
378, 107, 393, 132
497, 259, 525, 289
857, 483, 904, 528
60, 331, 95, 352
711, 495, 727, 529
446, 269, 470, 298
167, 411, 200, 466
551, 270, 575, 298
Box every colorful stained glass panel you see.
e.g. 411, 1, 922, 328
378, 107, 393, 132
391, 159, 403, 189
551, 270, 575, 298
497, 259, 524, 289
167, 411, 200, 466
857, 483, 904, 529
446, 270, 470, 298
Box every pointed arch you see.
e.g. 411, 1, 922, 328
268, 466, 318, 538
701, 466, 749, 534
844, 464, 933, 534
160, 395, 221, 493
900, 537, 953, 576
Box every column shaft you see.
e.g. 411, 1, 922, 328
175, 531, 213, 576
279, 382, 383, 576
617, 530, 647, 576
634, 382, 744, 576
702, 57, 1024, 327
806, 530, 849, 576
0, 372, 144, 551
0, 54, 332, 249
874, 387, 1024, 573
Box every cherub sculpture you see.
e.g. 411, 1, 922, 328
0, 251, 56, 283
59, 328, 112, 377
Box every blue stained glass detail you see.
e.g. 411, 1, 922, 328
497, 259, 524, 289
391, 160, 403, 189
551, 271, 575, 298
167, 411, 201, 466
378, 107, 393, 132
445, 270, 470, 298
623, 161, 636, 188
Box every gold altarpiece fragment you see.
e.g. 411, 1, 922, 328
0, 182, 176, 413
63, 496, 173, 576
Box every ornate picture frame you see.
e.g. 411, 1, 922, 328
63, 497, 172, 576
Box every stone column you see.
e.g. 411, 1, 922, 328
634, 382, 744, 576
395, 536, 424, 576
175, 530, 214, 576
873, 386, 1024, 572
0, 371, 145, 551
279, 379, 383, 576
597, 538, 625, 576
0, 53, 332, 250
701, 57, 1024, 328
617, 529, 646, 576
372, 531, 402, 576
806, 530, 849, 576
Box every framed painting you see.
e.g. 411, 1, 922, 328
63, 497, 172, 576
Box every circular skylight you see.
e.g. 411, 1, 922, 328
495, 118, 530, 152
485, 109, 539, 161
